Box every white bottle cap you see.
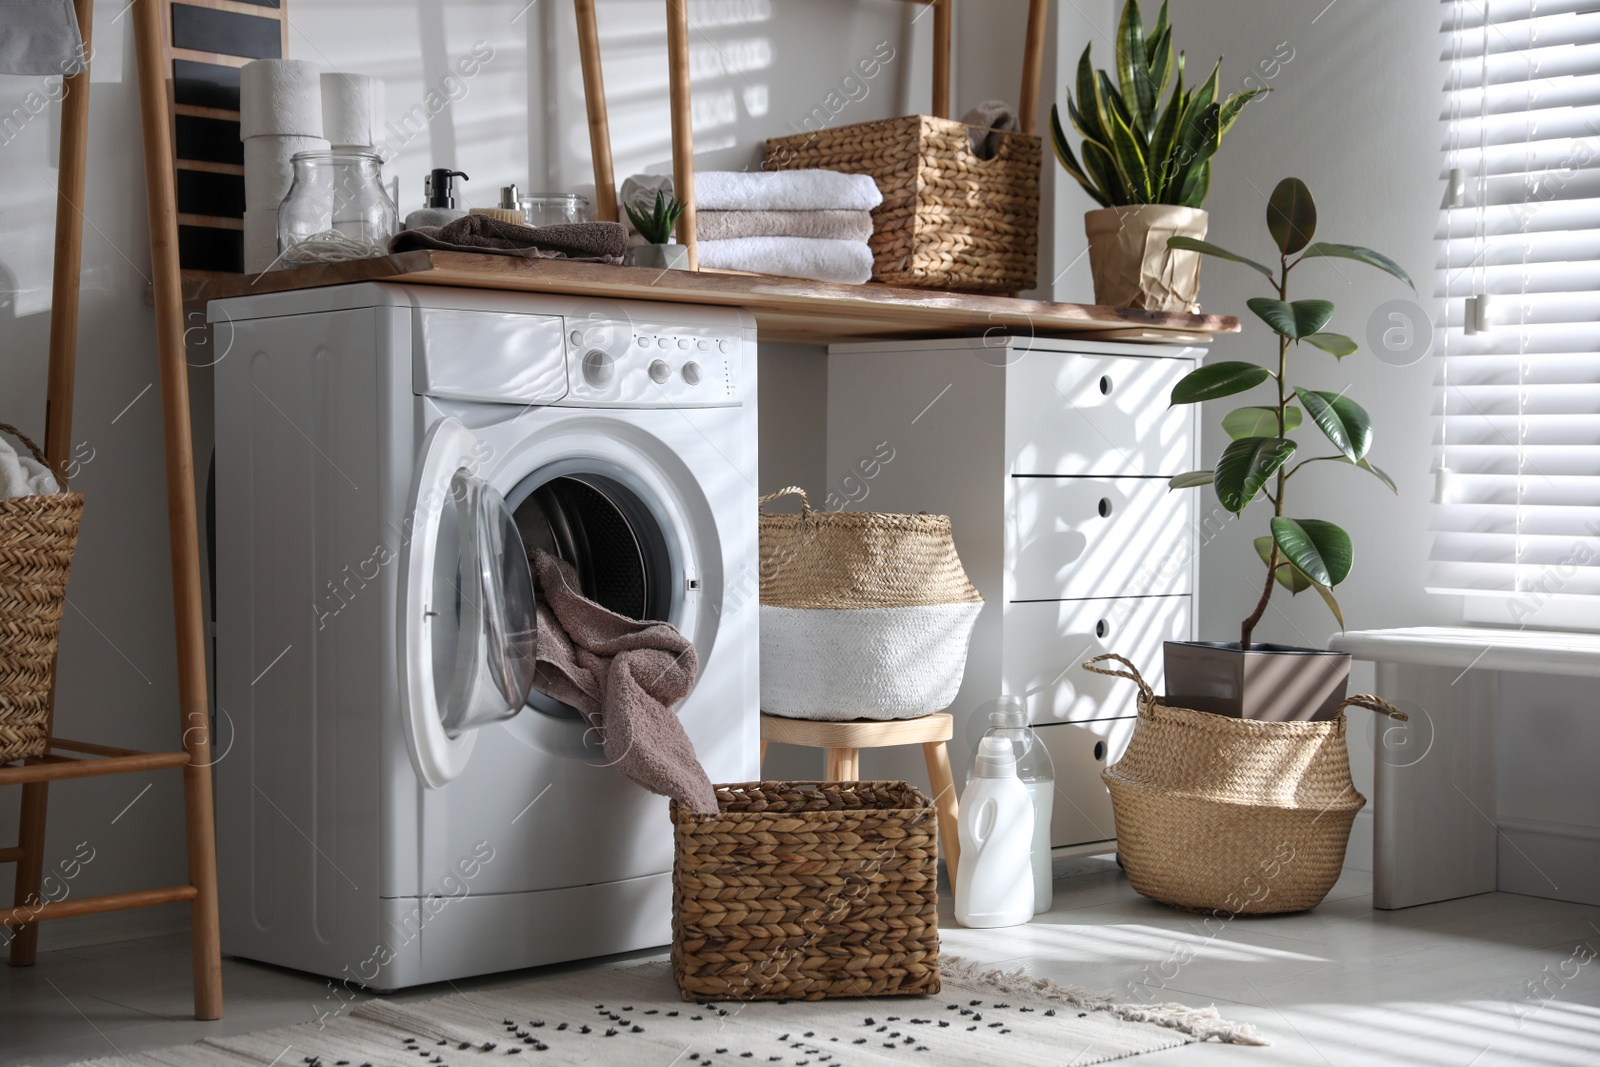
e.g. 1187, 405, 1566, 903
973, 735, 1018, 778
991, 694, 1027, 729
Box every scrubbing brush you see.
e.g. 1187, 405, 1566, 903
470, 184, 526, 224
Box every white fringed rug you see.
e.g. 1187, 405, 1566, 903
68, 957, 1265, 1066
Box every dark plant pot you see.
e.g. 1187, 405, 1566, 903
624, 243, 689, 269
1162, 640, 1351, 722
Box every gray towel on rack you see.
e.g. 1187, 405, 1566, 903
961, 99, 1019, 160
529, 549, 716, 815
390, 215, 628, 263
0, 0, 85, 75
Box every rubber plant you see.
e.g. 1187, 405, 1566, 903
1165, 178, 1414, 647
1049, 0, 1265, 208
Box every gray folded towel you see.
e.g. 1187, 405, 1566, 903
390, 215, 628, 262
697, 209, 873, 242
961, 99, 1020, 160
530, 549, 716, 815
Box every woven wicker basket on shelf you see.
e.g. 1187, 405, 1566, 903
0, 423, 83, 764
764, 115, 1040, 294
670, 780, 940, 1001
1085, 654, 1406, 915
758, 487, 982, 721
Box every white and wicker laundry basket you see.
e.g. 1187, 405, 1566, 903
758, 487, 983, 721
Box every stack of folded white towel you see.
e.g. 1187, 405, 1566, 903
693, 170, 882, 284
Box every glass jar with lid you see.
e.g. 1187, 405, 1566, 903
518, 193, 592, 228
278, 150, 397, 266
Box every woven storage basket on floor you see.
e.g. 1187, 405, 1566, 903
763, 116, 1039, 294
1085, 654, 1406, 915
670, 780, 940, 1001
758, 487, 982, 721
0, 423, 83, 764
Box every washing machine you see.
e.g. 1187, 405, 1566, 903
209, 283, 759, 990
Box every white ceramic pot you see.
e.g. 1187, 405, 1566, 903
624, 243, 690, 269
1084, 205, 1208, 312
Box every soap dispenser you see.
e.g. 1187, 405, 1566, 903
403, 168, 470, 228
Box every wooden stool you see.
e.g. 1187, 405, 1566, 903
759, 712, 961, 881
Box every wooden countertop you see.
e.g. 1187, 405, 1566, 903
186, 252, 1239, 346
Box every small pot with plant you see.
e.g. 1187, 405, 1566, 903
1162, 177, 1414, 721
1051, 0, 1264, 312
624, 190, 689, 270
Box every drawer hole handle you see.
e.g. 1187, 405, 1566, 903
1099, 375, 1114, 396
1093, 741, 1106, 762
1097, 497, 1113, 518
1095, 618, 1111, 639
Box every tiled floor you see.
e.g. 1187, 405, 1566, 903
3, 858, 1598, 1066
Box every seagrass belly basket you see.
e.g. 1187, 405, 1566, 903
1085, 654, 1407, 915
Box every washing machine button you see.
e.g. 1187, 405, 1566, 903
569, 329, 583, 346
696, 339, 709, 351
681, 360, 702, 385
648, 359, 672, 384
717, 339, 730, 353
657, 337, 672, 349
677, 338, 690, 350
582, 349, 616, 387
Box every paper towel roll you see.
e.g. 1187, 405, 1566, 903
243, 207, 282, 273
321, 73, 384, 150
240, 59, 324, 139
243, 134, 329, 211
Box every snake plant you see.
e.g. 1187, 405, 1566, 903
1050, 0, 1265, 208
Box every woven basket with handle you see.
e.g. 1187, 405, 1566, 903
758, 487, 982, 720
670, 780, 940, 1001
1085, 653, 1407, 915
0, 423, 83, 763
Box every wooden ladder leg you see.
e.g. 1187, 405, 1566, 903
132, 0, 222, 1021
6, 779, 50, 966
922, 741, 960, 884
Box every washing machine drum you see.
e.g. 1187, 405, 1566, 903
510, 472, 675, 717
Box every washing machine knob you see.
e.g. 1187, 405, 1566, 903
582, 349, 616, 387
681, 360, 702, 385
717, 339, 730, 353
649, 359, 672, 384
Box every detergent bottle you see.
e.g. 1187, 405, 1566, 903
954, 735, 1034, 927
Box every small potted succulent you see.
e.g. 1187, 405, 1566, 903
1050, 0, 1263, 312
624, 190, 689, 270
1162, 177, 1414, 720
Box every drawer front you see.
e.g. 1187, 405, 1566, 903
1008, 476, 1194, 601
1007, 352, 1195, 476
1003, 595, 1190, 723
1036, 719, 1136, 848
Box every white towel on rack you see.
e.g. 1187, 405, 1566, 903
0, 0, 85, 75
697, 237, 874, 285
694, 170, 882, 212
0, 435, 59, 500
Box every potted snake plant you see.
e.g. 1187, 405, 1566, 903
1161, 177, 1413, 720
1051, 0, 1264, 312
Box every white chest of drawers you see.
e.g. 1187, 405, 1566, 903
825, 336, 1202, 852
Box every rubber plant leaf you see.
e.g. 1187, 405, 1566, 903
1223, 404, 1302, 439
1298, 242, 1415, 291
1294, 388, 1373, 461
1170, 361, 1272, 405
1247, 297, 1334, 340
1302, 331, 1358, 358
1254, 535, 1313, 593
1215, 437, 1296, 513
1167, 236, 1273, 278
1270, 517, 1353, 587
1168, 470, 1215, 489
1266, 177, 1317, 254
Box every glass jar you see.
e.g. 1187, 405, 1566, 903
518, 193, 591, 228
278, 151, 397, 265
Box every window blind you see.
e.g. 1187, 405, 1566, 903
1427, 0, 1600, 618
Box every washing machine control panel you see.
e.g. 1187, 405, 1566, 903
563, 319, 743, 406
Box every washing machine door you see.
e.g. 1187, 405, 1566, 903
400, 417, 539, 788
